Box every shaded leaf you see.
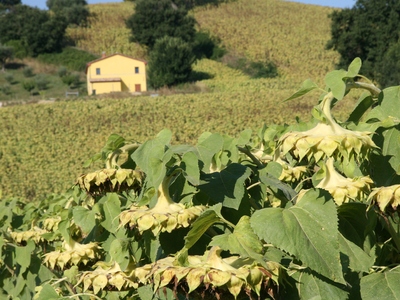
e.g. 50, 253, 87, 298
183, 205, 223, 250
198, 163, 251, 209
181, 151, 200, 186
338, 233, 375, 273
210, 216, 264, 259
290, 270, 349, 300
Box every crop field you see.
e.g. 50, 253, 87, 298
0, 0, 353, 201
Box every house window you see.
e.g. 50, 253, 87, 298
96, 68, 101, 75
135, 67, 139, 74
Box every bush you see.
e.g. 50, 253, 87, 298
4, 72, 14, 84
35, 74, 49, 90
4, 40, 28, 59
58, 66, 68, 77
22, 79, 35, 93
61, 73, 80, 88
37, 47, 98, 72
148, 36, 196, 89
226, 55, 278, 79
0, 84, 11, 95
22, 66, 34, 77
192, 31, 226, 60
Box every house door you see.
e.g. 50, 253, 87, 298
135, 84, 141, 92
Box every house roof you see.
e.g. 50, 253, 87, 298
90, 77, 121, 83
85, 53, 148, 74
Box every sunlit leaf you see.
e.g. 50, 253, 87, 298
251, 189, 345, 283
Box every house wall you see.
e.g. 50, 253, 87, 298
86, 55, 147, 95
91, 81, 122, 95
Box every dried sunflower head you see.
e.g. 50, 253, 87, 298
43, 239, 102, 269
77, 168, 144, 196
278, 92, 377, 164
137, 246, 278, 299
119, 174, 205, 235
368, 184, 400, 213
10, 226, 47, 244
76, 261, 138, 294
316, 158, 373, 205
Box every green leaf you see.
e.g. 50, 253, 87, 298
131, 129, 172, 187
210, 216, 263, 259
195, 132, 224, 172
360, 267, 400, 300
338, 233, 375, 273
237, 129, 252, 145
64, 265, 79, 285
198, 163, 251, 210
183, 205, 223, 250
15, 240, 35, 271
34, 283, 60, 300
259, 168, 296, 202
284, 79, 319, 101
100, 193, 121, 233
347, 93, 374, 123
325, 70, 347, 100
72, 206, 97, 235
347, 57, 362, 78
290, 270, 348, 300
181, 151, 200, 186
250, 189, 345, 284
337, 203, 377, 255
109, 238, 130, 270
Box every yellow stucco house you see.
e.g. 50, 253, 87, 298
86, 53, 147, 95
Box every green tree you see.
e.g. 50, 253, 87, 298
148, 36, 196, 88
0, 44, 13, 72
46, 0, 89, 27
326, 0, 400, 87
0, 5, 67, 57
0, 0, 20, 10
125, 0, 196, 50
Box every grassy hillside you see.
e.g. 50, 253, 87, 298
0, 0, 355, 201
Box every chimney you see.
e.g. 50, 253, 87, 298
102, 51, 106, 58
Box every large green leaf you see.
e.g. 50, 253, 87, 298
325, 70, 347, 100
360, 267, 400, 300
250, 189, 345, 283
198, 163, 251, 209
109, 238, 130, 270
210, 216, 263, 259
72, 206, 97, 235
195, 132, 224, 172
131, 129, 172, 187
100, 193, 121, 233
290, 270, 349, 300
181, 151, 200, 186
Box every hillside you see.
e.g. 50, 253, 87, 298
0, 0, 355, 201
